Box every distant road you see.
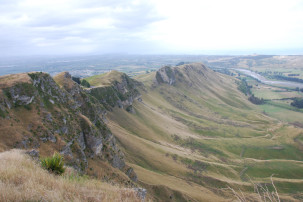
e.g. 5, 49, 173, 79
235, 68, 303, 89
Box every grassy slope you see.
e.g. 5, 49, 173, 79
106, 63, 303, 201
0, 149, 140, 202
85, 70, 125, 87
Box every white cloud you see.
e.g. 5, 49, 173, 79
150, 0, 303, 52
0, 0, 302, 56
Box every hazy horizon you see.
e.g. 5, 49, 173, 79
0, 0, 303, 57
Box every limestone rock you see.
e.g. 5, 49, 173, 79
154, 66, 176, 85
133, 188, 147, 201
26, 149, 40, 159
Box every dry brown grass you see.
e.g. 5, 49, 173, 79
0, 149, 140, 202
53, 72, 76, 90
0, 73, 32, 95
0, 73, 31, 89
85, 70, 124, 87
228, 175, 280, 202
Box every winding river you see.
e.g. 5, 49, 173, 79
234, 68, 303, 89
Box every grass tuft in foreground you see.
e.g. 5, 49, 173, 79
41, 152, 65, 175
228, 175, 280, 202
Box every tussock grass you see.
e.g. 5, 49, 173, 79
41, 152, 65, 175
0, 149, 140, 202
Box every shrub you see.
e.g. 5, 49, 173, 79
72, 76, 81, 84
41, 152, 65, 175
81, 79, 90, 88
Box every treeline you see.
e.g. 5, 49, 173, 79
236, 78, 251, 95
214, 68, 235, 76
291, 98, 303, 109
288, 74, 300, 76
260, 71, 303, 84
270, 75, 303, 84
236, 78, 264, 105
248, 94, 264, 105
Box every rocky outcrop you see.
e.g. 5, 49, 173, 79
153, 63, 212, 89
154, 66, 176, 85
0, 72, 137, 181
134, 188, 147, 201
87, 73, 142, 111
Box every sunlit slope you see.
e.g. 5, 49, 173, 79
85, 70, 127, 87
106, 63, 303, 201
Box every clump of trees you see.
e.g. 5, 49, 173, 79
272, 75, 303, 84
176, 62, 185, 66
261, 71, 303, 84
81, 79, 90, 88
288, 73, 300, 76
215, 68, 235, 76
236, 78, 265, 105
236, 78, 251, 95
72, 76, 81, 84
248, 94, 264, 105
291, 98, 303, 108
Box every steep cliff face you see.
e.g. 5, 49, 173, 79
153, 63, 216, 89
85, 71, 142, 112
0, 72, 137, 181
154, 66, 176, 85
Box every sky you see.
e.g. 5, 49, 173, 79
0, 0, 303, 56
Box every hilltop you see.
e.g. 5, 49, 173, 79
84, 71, 142, 111
85, 70, 127, 87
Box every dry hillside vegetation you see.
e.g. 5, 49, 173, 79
0, 73, 31, 95
105, 63, 303, 201
1, 62, 303, 201
85, 70, 125, 87
0, 149, 140, 202
0, 71, 143, 200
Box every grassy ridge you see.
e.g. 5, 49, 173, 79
106, 64, 303, 201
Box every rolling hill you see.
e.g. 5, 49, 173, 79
103, 63, 303, 201
0, 63, 303, 201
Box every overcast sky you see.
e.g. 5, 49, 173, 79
0, 0, 303, 56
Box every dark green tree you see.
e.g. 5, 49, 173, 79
81, 79, 90, 88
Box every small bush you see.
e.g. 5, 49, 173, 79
41, 152, 65, 175
72, 76, 81, 84
81, 79, 90, 88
